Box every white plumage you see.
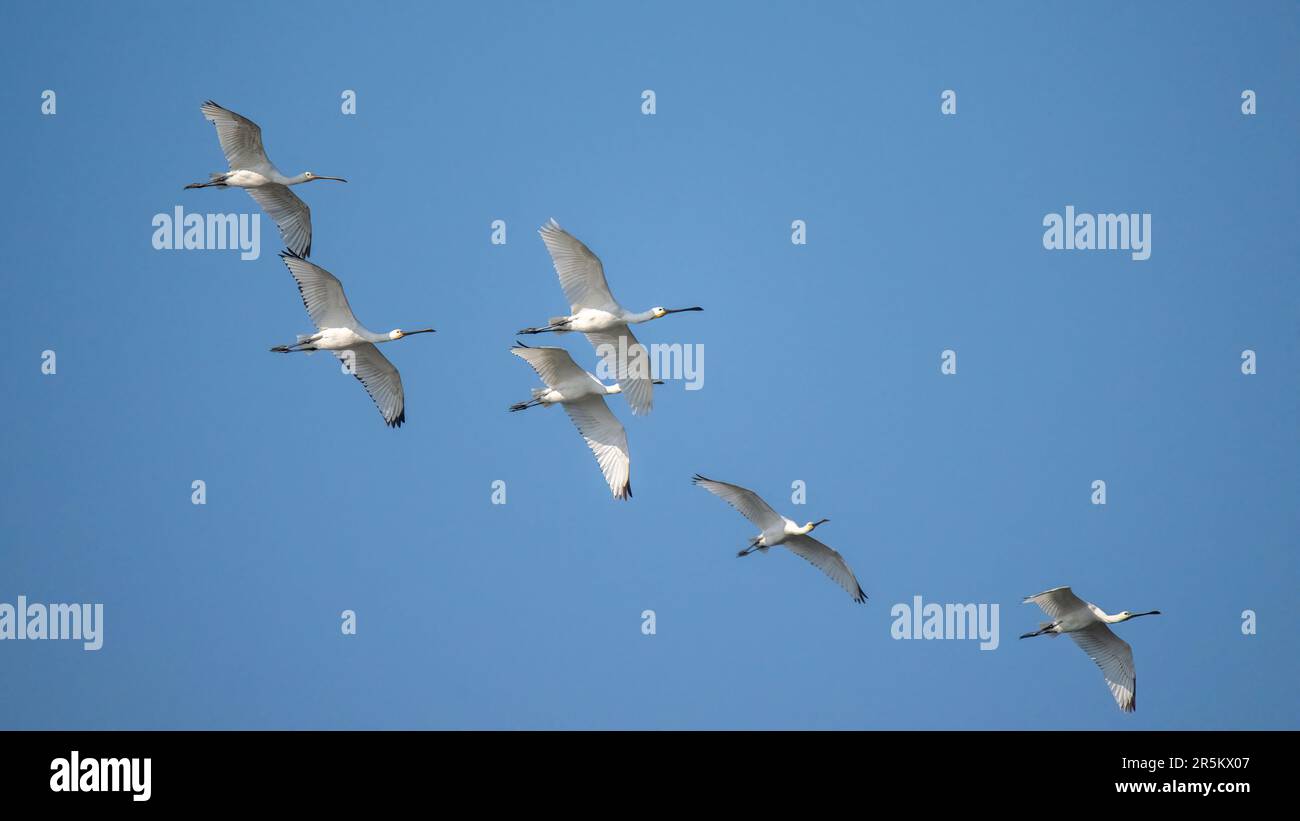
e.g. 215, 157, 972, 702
509, 344, 633, 500
270, 251, 435, 428
1021, 586, 1162, 713
693, 475, 867, 603
518, 219, 702, 416
186, 100, 347, 258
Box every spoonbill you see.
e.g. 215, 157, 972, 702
509, 343, 663, 500
1021, 586, 1161, 713
270, 250, 434, 428
692, 475, 867, 603
185, 100, 346, 258
517, 219, 702, 416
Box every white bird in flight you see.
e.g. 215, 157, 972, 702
270, 250, 434, 428
1021, 586, 1162, 713
185, 100, 346, 258
518, 219, 702, 416
692, 475, 867, 603
509, 343, 662, 500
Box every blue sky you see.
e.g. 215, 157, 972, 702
1, 1, 1296, 729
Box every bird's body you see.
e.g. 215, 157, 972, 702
270, 251, 434, 428
510, 343, 634, 500
1021, 586, 1161, 713
518, 219, 702, 416
692, 475, 867, 603
295, 326, 371, 351
186, 101, 346, 257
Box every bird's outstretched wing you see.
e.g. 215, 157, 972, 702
783, 534, 868, 604
1068, 622, 1137, 712
251, 185, 313, 258
539, 219, 620, 313
1024, 586, 1089, 620
561, 396, 631, 500
585, 324, 653, 415
691, 475, 785, 532
510, 343, 590, 389
336, 343, 405, 428
200, 100, 271, 171
279, 251, 358, 330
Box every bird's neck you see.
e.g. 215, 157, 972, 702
628, 309, 658, 324
284, 172, 310, 185
1099, 611, 1125, 624
794, 522, 815, 535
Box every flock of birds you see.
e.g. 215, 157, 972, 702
184, 101, 1162, 715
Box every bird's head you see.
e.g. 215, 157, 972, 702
303, 171, 348, 183
805, 518, 830, 532
1119, 609, 1162, 621
390, 328, 436, 340
651, 306, 704, 319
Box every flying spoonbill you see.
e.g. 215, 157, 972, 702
270, 250, 434, 428
517, 219, 702, 416
185, 100, 346, 257
509, 343, 662, 500
692, 475, 866, 603
1021, 586, 1161, 713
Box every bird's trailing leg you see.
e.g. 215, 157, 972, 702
517, 317, 572, 335
184, 172, 230, 190
270, 337, 320, 353
737, 536, 763, 557
509, 398, 543, 412
1019, 622, 1057, 639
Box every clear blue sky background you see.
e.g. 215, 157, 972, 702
1, 1, 1296, 729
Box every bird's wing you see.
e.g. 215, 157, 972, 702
279, 251, 358, 330
783, 534, 868, 604
561, 396, 631, 500
249, 184, 313, 258
200, 100, 271, 171
691, 475, 785, 531
510, 344, 589, 389
1024, 586, 1090, 620
336, 343, 405, 428
539, 219, 620, 312
585, 324, 653, 415
1067, 622, 1137, 712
